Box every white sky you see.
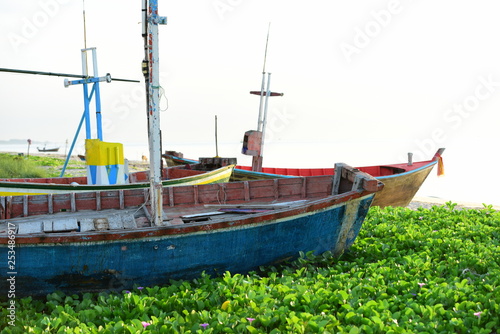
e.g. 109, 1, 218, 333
1, 0, 499, 204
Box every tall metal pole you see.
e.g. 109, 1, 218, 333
143, 0, 166, 226
215, 115, 219, 157
81, 51, 92, 139
260, 73, 272, 165
91, 48, 104, 141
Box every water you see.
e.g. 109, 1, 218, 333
1, 139, 498, 206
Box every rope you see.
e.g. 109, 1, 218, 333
150, 85, 169, 112
217, 184, 227, 204
159, 86, 169, 112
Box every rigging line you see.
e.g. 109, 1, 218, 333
0, 68, 140, 83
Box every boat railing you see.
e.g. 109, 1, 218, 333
332, 163, 381, 195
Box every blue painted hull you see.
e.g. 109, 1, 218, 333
0, 195, 374, 297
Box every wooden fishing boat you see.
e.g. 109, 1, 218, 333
162, 36, 444, 208
166, 28, 442, 209
37, 146, 60, 152
0, 1, 385, 298
0, 163, 383, 297
0, 164, 235, 196
163, 148, 445, 208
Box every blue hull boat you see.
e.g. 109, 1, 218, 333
0, 163, 382, 297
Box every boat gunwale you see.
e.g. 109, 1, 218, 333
0, 165, 235, 192
376, 160, 437, 180
0, 186, 380, 245
164, 154, 438, 178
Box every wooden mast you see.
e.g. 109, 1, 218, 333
142, 0, 167, 226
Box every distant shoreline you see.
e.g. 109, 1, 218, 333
0, 150, 144, 163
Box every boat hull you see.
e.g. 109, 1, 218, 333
37, 147, 59, 152
372, 161, 436, 207
164, 154, 442, 208
0, 165, 235, 196
0, 194, 373, 297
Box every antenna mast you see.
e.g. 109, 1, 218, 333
244, 23, 283, 172
82, 0, 89, 73
82, 0, 87, 49
256, 22, 271, 132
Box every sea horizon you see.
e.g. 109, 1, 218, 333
1, 140, 498, 207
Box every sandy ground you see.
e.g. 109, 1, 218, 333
407, 196, 499, 211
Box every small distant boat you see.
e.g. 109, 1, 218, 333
37, 146, 60, 152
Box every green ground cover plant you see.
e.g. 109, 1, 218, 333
1, 204, 499, 333
0, 153, 85, 178
0, 153, 49, 178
